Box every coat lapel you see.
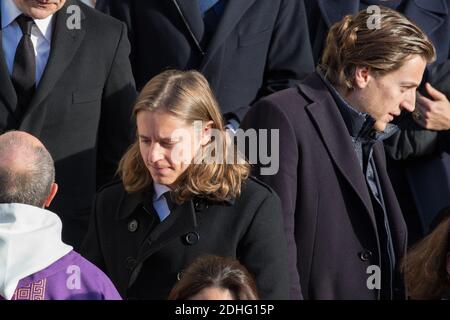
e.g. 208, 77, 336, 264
317, 0, 359, 28
20, 0, 86, 131
128, 198, 197, 288
171, 0, 205, 54
372, 145, 407, 259
142, 201, 194, 258
0, 9, 19, 121
300, 73, 378, 230
404, 0, 448, 40
200, 0, 256, 70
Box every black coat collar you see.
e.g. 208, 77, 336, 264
115, 187, 149, 221
116, 183, 236, 223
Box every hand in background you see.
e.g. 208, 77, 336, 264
414, 83, 450, 131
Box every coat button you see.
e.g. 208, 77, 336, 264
359, 250, 373, 261
194, 200, 208, 212
184, 232, 200, 245
128, 219, 138, 232
125, 257, 137, 270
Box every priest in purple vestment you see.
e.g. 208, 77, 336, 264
0, 131, 121, 300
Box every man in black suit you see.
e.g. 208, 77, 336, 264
305, 0, 450, 243
241, 8, 436, 299
0, 0, 137, 249
96, 0, 314, 125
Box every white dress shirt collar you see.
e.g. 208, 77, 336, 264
2, 0, 54, 42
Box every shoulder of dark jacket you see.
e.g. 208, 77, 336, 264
97, 178, 125, 195
246, 176, 277, 195
74, 0, 125, 32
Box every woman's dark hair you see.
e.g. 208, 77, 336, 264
168, 255, 259, 300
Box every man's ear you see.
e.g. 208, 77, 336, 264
354, 66, 371, 89
200, 121, 214, 146
43, 182, 58, 208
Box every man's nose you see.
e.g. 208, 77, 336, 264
401, 100, 415, 113
148, 143, 164, 163
401, 92, 416, 113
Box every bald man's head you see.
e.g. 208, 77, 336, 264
0, 131, 55, 207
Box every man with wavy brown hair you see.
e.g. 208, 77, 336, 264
241, 7, 435, 299
305, 0, 450, 248
81, 70, 290, 300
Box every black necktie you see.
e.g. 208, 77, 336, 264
12, 14, 36, 116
